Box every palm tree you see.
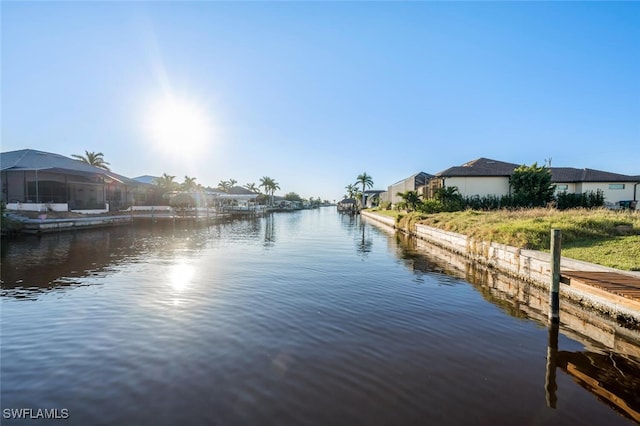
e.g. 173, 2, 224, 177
345, 184, 358, 199
259, 176, 279, 207
397, 190, 422, 212
355, 172, 373, 207
434, 186, 463, 210
244, 183, 260, 193
154, 173, 179, 201
259, 176, 271, 194
268, 180, 280, 207
182, 176, 198, 191
218, 178, 237, 192
435, 186, 460, 203
71, 150, 111, 171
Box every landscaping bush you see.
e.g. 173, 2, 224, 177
417, 199, 446, 213
556, 190, 604, 210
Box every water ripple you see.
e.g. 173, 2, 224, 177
1, 209, 636, 425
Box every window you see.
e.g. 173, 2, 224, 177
555, 185, 568, 191
609, 184, 625, 190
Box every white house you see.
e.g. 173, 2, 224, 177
428, 158, 639, 207
428, 158, 517, 199
551, 168, 638, 207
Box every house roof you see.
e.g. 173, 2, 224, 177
1, 149, 136, 184
436, 158, 520, 177
551, 168, 639, 183
227, 186, 260, 195
132, 175, 159, 185
339, 198, 356, 204
435, 157, 639, 183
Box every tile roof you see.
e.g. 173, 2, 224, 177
339, 198, 356, 204
436, 158, 520, 177
227, 186, 259, 195
551, 168, 639, 183
434, 158, 639, 183
132, 175, 159, 184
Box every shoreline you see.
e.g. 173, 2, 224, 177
360, 209, 640, 325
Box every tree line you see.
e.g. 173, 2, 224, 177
70, 150, 331, 206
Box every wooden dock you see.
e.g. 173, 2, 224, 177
561, 271, 640, 303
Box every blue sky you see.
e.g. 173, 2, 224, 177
2, 1, 639, 202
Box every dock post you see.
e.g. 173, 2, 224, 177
549, 229, 561, 324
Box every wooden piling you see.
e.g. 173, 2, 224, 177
549, 229, 561, 324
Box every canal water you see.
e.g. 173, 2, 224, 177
1, 208, 638, 425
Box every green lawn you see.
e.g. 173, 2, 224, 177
562, 236, 640, 271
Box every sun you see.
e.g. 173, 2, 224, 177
144, 94, 211, 157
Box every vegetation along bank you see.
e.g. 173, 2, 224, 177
369, 208, 640, 272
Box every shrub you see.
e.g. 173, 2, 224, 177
510, 162, 555, 207
556, 190, 604, 210
417, 199, 445, 213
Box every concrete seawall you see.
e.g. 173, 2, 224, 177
21, 215, 132, 234
361, 210, 640, 324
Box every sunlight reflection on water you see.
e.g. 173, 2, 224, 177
1, 209, 638, 426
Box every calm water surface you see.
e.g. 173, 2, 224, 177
1, 208, 638, 425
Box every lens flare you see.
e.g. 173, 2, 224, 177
144, 94, 211, 159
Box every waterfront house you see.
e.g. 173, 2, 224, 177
550, 168, 639, 208
216, 186, 262, 213
1, 149, 137, 212
427, 158, 517, 199
427, 157, 639, 207
362, 190, 385, 208
379, 172, 432, 205
131, 175, 166, 206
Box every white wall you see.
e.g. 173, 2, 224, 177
7, 202, 68, 212
553, 182, 577, 194
444, 176, 510, 198
580, 182, 636, 204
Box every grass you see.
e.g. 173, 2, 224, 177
366, 207, 640, 271
562, 236, 640, 271
371, 209, 400, 219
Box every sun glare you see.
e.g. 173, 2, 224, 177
145, 95, 211, 158
169, 262, 195, 292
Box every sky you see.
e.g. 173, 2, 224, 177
2, 1, 639, 202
